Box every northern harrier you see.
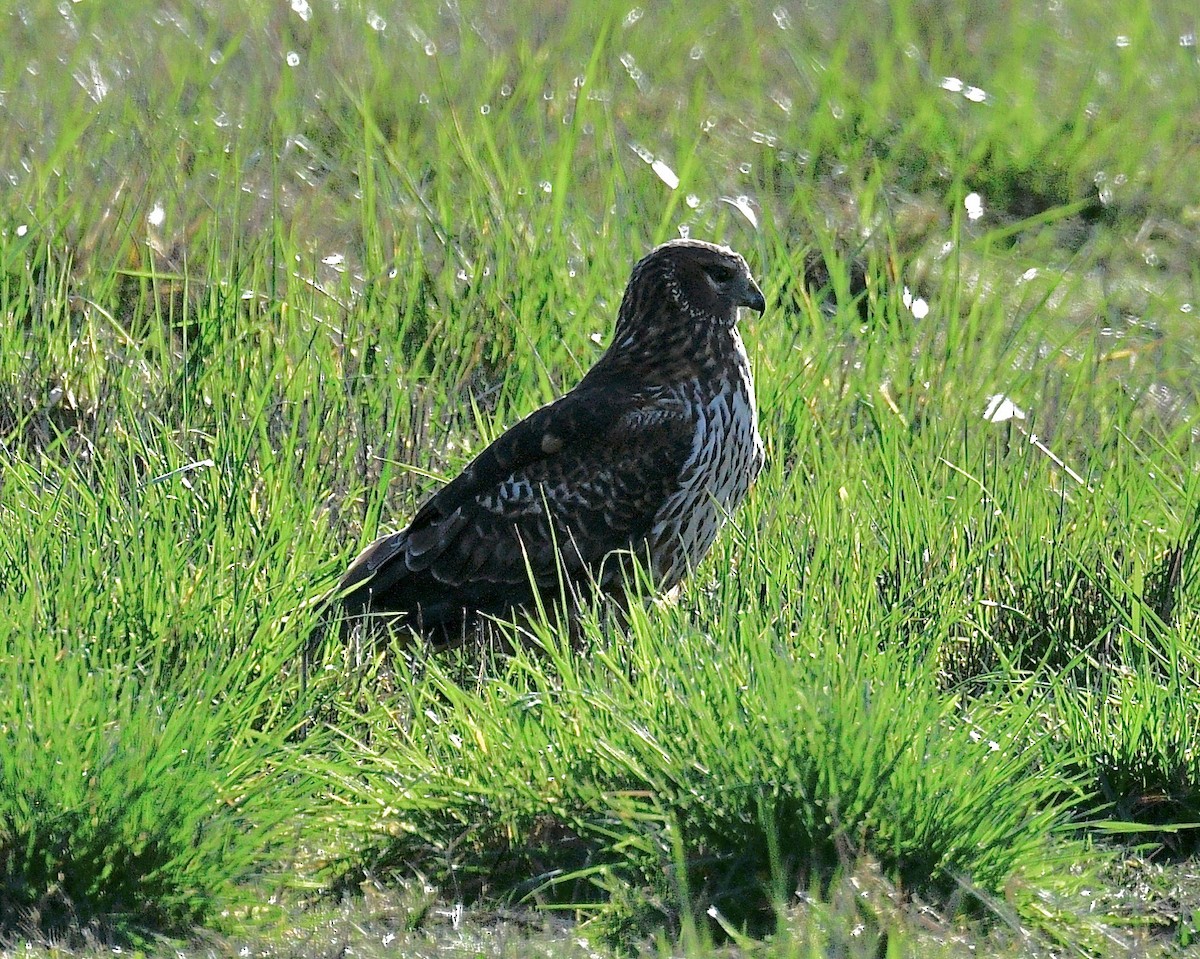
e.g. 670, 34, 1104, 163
338, 239, 766, 643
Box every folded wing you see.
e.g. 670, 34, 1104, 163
339, 378, 695, 637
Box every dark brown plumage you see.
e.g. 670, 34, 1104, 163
338, 239, 766, 643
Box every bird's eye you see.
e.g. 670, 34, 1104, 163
706, 263, 738, 285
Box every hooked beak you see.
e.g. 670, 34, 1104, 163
739, 276, 766, 314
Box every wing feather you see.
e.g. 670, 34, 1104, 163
339, 378, 695, 633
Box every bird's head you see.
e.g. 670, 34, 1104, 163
614, 240, 766, 346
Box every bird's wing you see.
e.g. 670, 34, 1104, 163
339, 379, 696, 616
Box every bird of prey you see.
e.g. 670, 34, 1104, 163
337, 238, 766, 645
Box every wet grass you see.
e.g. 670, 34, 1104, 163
3, 0, 1200, 955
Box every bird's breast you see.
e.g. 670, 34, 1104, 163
648, 346, 763, 588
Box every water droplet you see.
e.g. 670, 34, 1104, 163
286, 51, 300, 66
618, 52, 649, 92
720, 195, 759, 228
902, 287, 930, 319
651, 159, 678, 189
629, 142, 654, 163
984, 393, 1032, 424
74, 59, 108, 102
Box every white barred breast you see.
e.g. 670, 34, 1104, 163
648, 336, 763, 588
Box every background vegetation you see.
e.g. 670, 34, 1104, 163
2, 0, 1199, 954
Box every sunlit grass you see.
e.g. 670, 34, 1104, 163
2, 0, 1199, 954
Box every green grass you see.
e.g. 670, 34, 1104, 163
3, 0, 1200, 954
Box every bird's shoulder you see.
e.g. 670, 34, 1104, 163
424, 375, 695, 513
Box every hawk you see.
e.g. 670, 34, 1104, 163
338, 239, 766, 644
